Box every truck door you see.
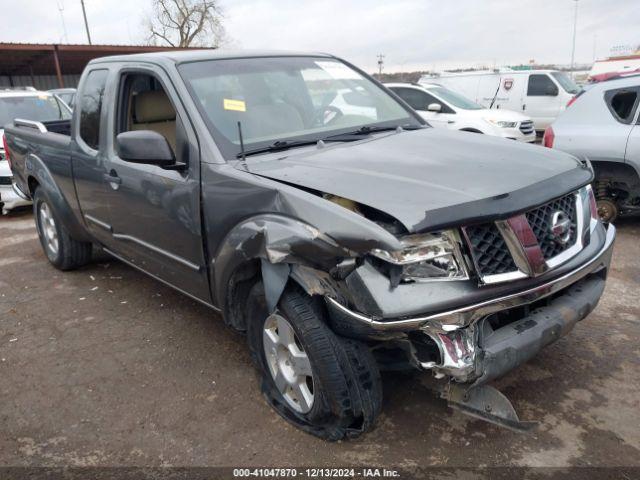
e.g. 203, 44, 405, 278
621, 88, 640, 166
71, 68, 115, 245
523, 73, 562, 131
102, 67, 210, 303
492, 75, 525, 113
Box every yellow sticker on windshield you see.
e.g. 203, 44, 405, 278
223, 99, 246, 112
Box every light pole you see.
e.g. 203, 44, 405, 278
81, 0, 92, 45
377, 54, 385, 76
570, 0, 579, 78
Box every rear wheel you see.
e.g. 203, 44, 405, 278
33, 188, 92, 270
247, 282, 382, 440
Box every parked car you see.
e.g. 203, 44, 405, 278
5, 51, 615, 440
0, 88, 71, 214
386, 82, 535, 142
421, 70, 581, 131
48, 88, 77, 109
543, 75, 640, 223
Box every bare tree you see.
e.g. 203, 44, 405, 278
146, 0, 226, 48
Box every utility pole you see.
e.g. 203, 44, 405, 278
570, 0, 579, 78
81, 0, 92, 45
377, 54, 385, 76
57, 1, 69, 43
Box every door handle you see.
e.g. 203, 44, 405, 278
522, 104, 526, 111
104, 171, 122, 187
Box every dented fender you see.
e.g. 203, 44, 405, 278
202, 163, 403, 313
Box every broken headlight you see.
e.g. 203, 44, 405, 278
370, 231, 469, 282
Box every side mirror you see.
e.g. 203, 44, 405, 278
427, 103, 442, 112
116, 130, 175, 166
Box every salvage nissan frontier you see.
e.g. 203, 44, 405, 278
4, 51, 615, 440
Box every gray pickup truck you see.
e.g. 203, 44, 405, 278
4, 50, 615, 440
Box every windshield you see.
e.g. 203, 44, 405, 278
179, 56, 420, 159
550, 72, 581, 94
0, 94, 71, 126
428, 86, 484, 110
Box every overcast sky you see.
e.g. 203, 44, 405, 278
2, 0, 638, 72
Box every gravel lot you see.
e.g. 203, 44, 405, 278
1, 210, 639, 474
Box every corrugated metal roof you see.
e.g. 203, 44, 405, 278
0, 43, 213, 85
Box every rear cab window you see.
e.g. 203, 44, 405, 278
78, 69, 108, 150
605, 88, 639, 124
0, 94, 70, 126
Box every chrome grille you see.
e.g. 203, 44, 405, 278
519, 120, 535, 135
464, 223, 517, 276
464, 192, 581, 283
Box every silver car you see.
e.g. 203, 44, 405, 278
544, 76, 640, 222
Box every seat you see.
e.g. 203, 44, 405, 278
131, 90, 177, 151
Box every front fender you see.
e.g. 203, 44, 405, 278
213, 213, 352, 312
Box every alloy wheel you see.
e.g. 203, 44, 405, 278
262, 312, 315, 413
39, 201, 59, 257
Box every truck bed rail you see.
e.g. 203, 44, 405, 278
14, 118, 48, 133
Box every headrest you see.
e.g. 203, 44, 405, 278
134, 90, 175, 123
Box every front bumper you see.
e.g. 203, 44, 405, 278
0, 182, 32, 214
326, 224, 615, 382
326, 224, 615, 333
470, 272, 605, 385
495, 127, 537, 143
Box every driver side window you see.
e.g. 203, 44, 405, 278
393, 87, 431, 111
116, 72, 184, 161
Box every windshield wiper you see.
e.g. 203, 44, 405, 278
236, 139, 320, 158
322, 123, 425, 141
236, 124, 425, 159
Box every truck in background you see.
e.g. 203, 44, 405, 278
420, 69, 581, 132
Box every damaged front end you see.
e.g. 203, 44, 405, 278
293, 185, 615, 431
211, 156, 615, 432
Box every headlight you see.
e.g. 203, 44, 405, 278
485, 118, 518, 128
370, 231, 469, 282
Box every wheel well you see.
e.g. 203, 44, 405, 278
225, 260, 261, 332
28, 176, 39, 196
591, 161, 640, 188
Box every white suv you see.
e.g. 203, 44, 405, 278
386, 83, 536, 142
0, 88, 71, 214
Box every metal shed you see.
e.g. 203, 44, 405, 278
0, 43, 206, 90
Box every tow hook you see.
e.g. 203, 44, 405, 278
444, 382, 538, 433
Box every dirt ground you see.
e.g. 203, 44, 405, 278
1, 209, 639, 474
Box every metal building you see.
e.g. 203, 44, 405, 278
0, 43, 205, 90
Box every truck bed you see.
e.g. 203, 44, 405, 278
4, 119, 72, 199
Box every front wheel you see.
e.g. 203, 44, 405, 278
596, 198, 618, 223
247, 282, 382, 440
33, 188, 92, 270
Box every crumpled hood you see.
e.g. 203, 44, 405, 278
247, 128, 589, 232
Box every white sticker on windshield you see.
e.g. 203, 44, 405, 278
315, 61, 362, 80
